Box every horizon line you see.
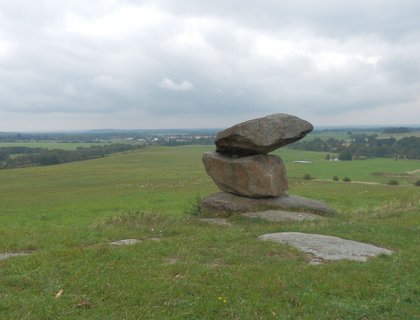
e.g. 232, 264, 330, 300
1, 124, 420, 134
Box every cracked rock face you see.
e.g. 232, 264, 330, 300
202, 152, 288, 198
215, 113, 313, 156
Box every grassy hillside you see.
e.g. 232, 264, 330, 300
0, 146, 419, 319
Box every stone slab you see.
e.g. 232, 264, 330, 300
258, 232, 393, 262
202, 152, 288, 198
200, 192, 334, 216
241, 210, 322, 222
109, 239, 143, 246
198, 218, 232, 226
215, 113, 313, 156
0, 252, 31, 261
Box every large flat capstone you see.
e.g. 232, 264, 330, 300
200, 192, 334, 216
258, 232, 393, 262
202, 152, 288, 198
215, 113, 313, 156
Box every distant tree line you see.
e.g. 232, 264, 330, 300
0, 144, 141, 169
0, 129, 219, 144
159, 137, 214, 146
288, 134, 420, 160
382, 127, 411, 134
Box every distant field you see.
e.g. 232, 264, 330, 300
0, 146, 419, 319
275, 149, 420, 185
377, 130, 420, 139
0, 141, 107, 150
304, 131, 354, 141
305, 129, 420, 141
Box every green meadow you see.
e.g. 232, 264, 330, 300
305, 128, 420, 141
0, 146, 419, 319
274, 149, 420, 185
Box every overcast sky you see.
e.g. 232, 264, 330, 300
1, 0, 419, 131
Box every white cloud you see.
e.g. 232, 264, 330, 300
0, 39, 10, 57
159, 77, 194, 91
64, 5, 165, 38
88, 74, 134, 96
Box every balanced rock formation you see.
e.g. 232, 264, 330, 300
202, 152, 287, 198
200, 113, 334, 217
216, 113, 313, 156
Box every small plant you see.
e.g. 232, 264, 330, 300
415, 180, 420, 187
333, 176, 339, 181
186, 193, 203, 216
303, 173, 313, 180
387, 180, 399, 186
343, 177, 351, 182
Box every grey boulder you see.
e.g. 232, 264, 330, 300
215, 113, 313, 155
202, 152, 288, 198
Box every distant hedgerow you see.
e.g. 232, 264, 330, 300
333, 176, 339, 181
343, 177, 351, 182
415, 180, 420, 187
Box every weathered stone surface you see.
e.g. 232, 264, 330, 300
241, 210, 322, 222
0, 252, 31, 261
215, 113, 313, 156
200, 192, 334, 216
258, 232, 393, 262
202, 152, 288, 198
109, 239, 143, 246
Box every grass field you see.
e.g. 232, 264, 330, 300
276, 149, 420, 185
305, 129, 420, 141
0, 146, 419, 319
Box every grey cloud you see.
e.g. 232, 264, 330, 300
148, 0, 420, 38
159, 78, 194, 91
0, 0, 419, 130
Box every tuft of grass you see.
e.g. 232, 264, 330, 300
186, 193, 203, 216
343, 177, 351, 182
351, 197, 420, 219
387, 180, 399, 186
303, 173, 313, 180
100, 210, 169, 227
